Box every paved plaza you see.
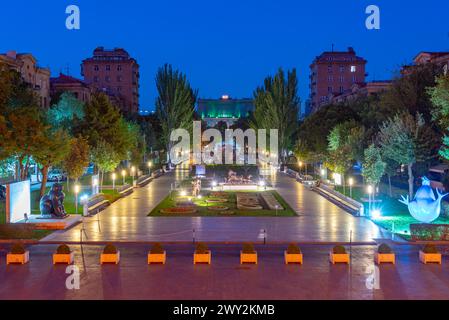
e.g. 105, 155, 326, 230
1, 243, 449, 300
42, 170, 386, 243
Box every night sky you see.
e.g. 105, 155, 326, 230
1, 0, 448, 113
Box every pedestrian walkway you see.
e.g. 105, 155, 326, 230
42, 170, 386, 243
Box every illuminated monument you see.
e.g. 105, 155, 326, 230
197, 95, 254, 127
399, 177, 448, 223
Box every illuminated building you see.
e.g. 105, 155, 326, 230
197, 95, 254, 127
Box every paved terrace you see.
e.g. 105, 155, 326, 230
0, 244, 448, 300
42, 170, 386, 243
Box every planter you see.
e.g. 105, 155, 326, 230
101, 251, 120, 264
160, 207, 197, 214
375, 253, 395, 265
7, 251, 30, 265
148, 251, 166, 265
240, 252, 258, 264
206, 199, 228, 203
208, 206, 229, 211
53, 252, 75, 265
194, 251, 211, 264
329, 252, 350, 264
419, 251, 442, 264
284, 251, 303, 265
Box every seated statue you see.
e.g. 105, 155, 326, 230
39, 183, 69, 219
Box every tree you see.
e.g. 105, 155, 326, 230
252, 68, 300, 165
362, 144, 386, 187
47, 92, 85, 133
91, 140, 121, 190
61, 136, 90, 189
155, 64, 197, 164
429, 75, 449, 162
33, 129, 71, 197
378, 112, 437, 198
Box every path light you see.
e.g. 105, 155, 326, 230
211, 181, 217, 190
348, 177, 354, 198
371, 209, 381, 219
74, 184, 81, 214
321, 169, 326, 177
112, 173, 116, 191
121, 170, 126, 185
197, 194, 203, 200
180, 190, 187, 197
148, 161, 153, 175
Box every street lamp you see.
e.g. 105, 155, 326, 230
112, 173, 116, 192
348, 177, 354, 198
148, 161, 153, 176
298, 161, 303, 175
367, 185, 374, 217
121, 170, 126, 185
74, 184, 80, 214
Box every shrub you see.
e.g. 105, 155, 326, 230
10, 243, 26, 254
242, 243, 256, 254
103, 243, 118, 254
377, 243, 393, 254
195, 243, 209, 254
56, 244, 71, 254
422, 244, 439, 254
332, 245, 347, 254
287, 243, 301, 254
150, 243, 164, 254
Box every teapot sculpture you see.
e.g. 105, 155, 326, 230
399, 177, 448, 223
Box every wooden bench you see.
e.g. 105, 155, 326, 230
118, 184, 134, 197
136, 175, 153, 187
87, 194, 110, 215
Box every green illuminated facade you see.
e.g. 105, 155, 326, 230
197, 96, 254, 127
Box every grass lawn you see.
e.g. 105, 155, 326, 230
149, 190, 296, 217
78, 174, 135, 186
0, 201, 5, 224
336, 185, 449, 240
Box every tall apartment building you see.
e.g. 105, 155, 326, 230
81, 47, 140, 114
0, 51, 51, 108
309, 47, 367, 113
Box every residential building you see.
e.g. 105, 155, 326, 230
81, 47, 140, 114
197, 95, 254, 127
0, 51, 51, 108
50, 73, 92, 104
309, 47, 367, 113
331, 80, 392, 105
402, 51, 449, 75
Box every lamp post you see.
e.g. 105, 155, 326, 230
112, 173, 116, 192
367, 185, 374, 217
131, 166, 136, 185
348, 177, 354, 198
122, 170, 126, 185
74, 184, 80, 214
148, 161, 153, 176
298, 161, 303, 175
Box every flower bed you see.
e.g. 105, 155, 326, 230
206, 198, 228, 203
160, 207, 197, 214
410, 224, 449, 241
208, 206, 229, 211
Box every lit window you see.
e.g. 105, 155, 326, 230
350, 66, 356, 73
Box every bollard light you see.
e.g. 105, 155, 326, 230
74, 184, 81, 214
122, 170, 126, 185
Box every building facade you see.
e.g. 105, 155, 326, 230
50, 73, 92, 104
81, 47, 140, 114
402, 51, 449, 75
331, 80, 392, 105
197, 95, 254, 127
0, 51, 51, 108
309, 47, 367, 113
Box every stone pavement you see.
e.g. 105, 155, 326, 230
0, 243, 448, 300
42, 170, 386, 243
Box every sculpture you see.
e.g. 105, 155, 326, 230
39, 183, 69, 219
399, 177, 448, 223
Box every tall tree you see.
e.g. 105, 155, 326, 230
47, 92, 85, 133
155, 64, 197, 164
362, 144, 386, 188
252, 68, 300, 165
61, 136, 90, 189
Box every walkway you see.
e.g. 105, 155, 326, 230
42, 170, 385, 243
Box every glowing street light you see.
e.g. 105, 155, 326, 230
367, 185, 374, 216
121, 170, 126, 185
112, 173, 117, 191
371, 209, 381, 220
211, 181, 217, 190
180, 190, 187, 197
348, 177, 354, 198
74, 184, 81, 214
148, 161, 153, 175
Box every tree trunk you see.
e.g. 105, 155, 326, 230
388, 174, 392, 197
408, 163, 414, 199
39, 165, 49, 198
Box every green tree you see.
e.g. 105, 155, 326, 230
252, 68, 299, 165
362, 144, 386, 187
91, 140, 121, 190
61, 136, 90, 189
155, 64, 197, 164
48, 92, 85, 132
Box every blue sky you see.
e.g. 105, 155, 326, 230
1, 0, 448, 113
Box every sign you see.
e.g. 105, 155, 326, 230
6, 180, 31, 223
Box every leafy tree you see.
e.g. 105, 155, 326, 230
91, 140, 121, 190
48, 92, 85, 132
252, 68, 300, 165
155, 64, 197, 164
61, 136, 90, 189
362, 144, 386, 187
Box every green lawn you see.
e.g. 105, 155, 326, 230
0, 201, 5, 224
149, 190, 296, 217
335, 185, 449, 240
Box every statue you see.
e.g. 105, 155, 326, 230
39, 183, 69, 219
399, 177, 448, 223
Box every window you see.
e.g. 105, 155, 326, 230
117, 65, 122, 71
328, 87, 333, 93
94, 76, 99, 82
352, 75, 357, 82
328, 75, 333, 82
106, 65, 111, 71
339, 65, 345, 73
94, 65, 99, 71
105, 76, 110, 82
327, 65, 333, 73
340, 86, 344, 93
350, 66, 356, 73
117, 87, 122, 92
117, 76, 122, 82
340, 76, 344, 83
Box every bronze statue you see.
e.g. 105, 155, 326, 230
39, 183, 69, 218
